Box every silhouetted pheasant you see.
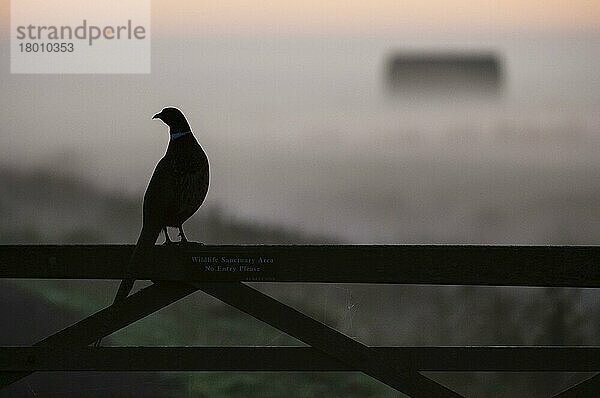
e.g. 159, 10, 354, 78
95, 107, 209, 346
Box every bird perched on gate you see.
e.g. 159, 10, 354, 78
119, 106, 209, 298
95, 107, 209, 346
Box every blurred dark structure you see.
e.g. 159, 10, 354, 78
385, 52, 503, 96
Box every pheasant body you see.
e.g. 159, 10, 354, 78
111, 107, 209, 306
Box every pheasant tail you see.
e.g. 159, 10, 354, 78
113, 224, 161, 305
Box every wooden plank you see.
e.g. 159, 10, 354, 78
194, 282, 464, 397
552, 373, 600, 398
0, 282, 198, 389
1, 244, 599, 287
1, 346, 599, 372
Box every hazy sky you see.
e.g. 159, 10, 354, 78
150, 0, 600, 34
1, 0, 600, 38
2, 0, 600, 242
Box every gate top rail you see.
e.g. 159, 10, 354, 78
0, 244, 598, 287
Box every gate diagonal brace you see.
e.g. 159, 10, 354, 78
192, 282, 464, 398
0, 282, 198, 389
552, 373, 600, 398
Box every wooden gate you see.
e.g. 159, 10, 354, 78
1, 244, 599, 397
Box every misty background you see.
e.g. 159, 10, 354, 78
2, 33, 600, 242
1, 6, 600, 397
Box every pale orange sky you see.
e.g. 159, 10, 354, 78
153, 0, 600, 35
2, 0, 600, 37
